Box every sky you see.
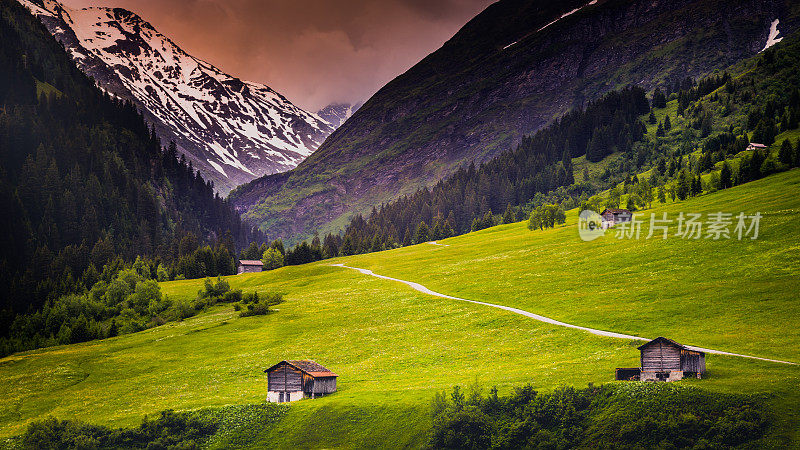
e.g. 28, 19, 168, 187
60, 0, 495, 112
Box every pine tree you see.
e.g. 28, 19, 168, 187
676, 171, 689, 200
108, 319, 118, 338
370, 235, 383, 252
795, 138, 800, 168
341, 236, 355, 256
656, 122, 665, 137
648, 110, 657, 124
414, 221, 430, 244
502, 205, 515, 224
663, 114, 672, 131
402, 226, 412, 247
586, 135, 604, 162
778, 139, 794, 165
652, 88, 667, 108
720, 161, 732, 189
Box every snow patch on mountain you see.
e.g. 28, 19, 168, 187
503, 0, 598, 50
316, 102, 362, 129
762, 19, 783, 51
19, 0, 334, 193
537, 0, 598, 33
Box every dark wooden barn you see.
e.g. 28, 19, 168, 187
265, 360, 337, 403
616, 337, 706, 382
237, 260, 263, 274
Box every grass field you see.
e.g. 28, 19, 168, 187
1, 170, 799, 448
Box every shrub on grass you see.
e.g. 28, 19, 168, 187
20, 410, 217, 449
239, 302, 270, 317
222, 289, 243, 303
238, 293, 284, 318
428, 383, 769, 449
242, 292, 259, 304
198, 277, 230, 301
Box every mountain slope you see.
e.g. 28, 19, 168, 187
19, 0, 334, 194
0, 0, 259, 326
230, 0, 799, 242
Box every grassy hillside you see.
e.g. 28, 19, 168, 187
2, 170, 799, 447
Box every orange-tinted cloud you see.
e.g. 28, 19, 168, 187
60, 0, 494, 111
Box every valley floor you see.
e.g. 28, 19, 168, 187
2, 170, 800, 448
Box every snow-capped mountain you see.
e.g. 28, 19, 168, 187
19, 0, 334, 193
316, 102, 362, 129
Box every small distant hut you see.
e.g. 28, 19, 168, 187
600, 208, 632, 229
615, 337, 706, 382
265, 360, 338, 403
237, 260, 263, 274
746, 142, 767, 151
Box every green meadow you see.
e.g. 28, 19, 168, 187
2, 170, 800, 447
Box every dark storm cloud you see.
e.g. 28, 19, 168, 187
60, 0, 494, 111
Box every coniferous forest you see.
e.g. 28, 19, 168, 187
334, 87, 650, 254
0, 1, 262, 353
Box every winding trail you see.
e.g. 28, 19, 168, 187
332, 264, 797, 366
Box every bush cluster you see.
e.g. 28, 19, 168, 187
428, 383, 769, 449
235, 292, 284, 318
18, 410, 217, 449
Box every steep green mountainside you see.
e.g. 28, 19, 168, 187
231, 0, 799, 243
334, 28, 800, 253
0, 1, 260, 327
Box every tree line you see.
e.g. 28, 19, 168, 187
275, 41, 800, 263
330, 86, 649, 254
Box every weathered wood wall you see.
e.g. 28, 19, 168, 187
680, 350, 705, 374
238, 265, 262, 274
641, 342, 681, 371
309, 376, 337, 394
268, 363, 303, 392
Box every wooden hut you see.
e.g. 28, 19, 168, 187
237, 260, 263, 274
616, 337, 706, 382
265, 360, 338, 403
746, 142, 767, 151
600, 208, 632, 229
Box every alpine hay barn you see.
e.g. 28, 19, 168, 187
265, 360, 338, 403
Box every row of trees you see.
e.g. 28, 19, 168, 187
527, 204, 566, 230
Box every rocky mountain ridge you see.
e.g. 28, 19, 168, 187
20, 0, 335, 194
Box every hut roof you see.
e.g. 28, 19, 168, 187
238, 260, 263, 266
638, 336, 704, 355
600, 208, 631, 215
265, 360, 338, 377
